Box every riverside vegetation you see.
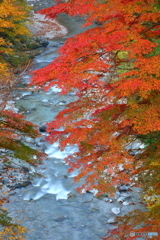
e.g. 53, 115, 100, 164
0, 0, 47, 238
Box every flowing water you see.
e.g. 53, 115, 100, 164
3, 1, 145, 239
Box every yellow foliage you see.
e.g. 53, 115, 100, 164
0, 0, 31, 78
0, 63, 10, 78
0, 225, 27, 240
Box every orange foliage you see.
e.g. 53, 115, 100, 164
31, 0, 160, 237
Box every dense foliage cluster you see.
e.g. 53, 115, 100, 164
31, 0, 160, 238
0, 110, 43, 164
0, 0, 32, 80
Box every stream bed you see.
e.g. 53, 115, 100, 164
3, 1, 145, 239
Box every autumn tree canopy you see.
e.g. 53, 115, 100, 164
31, 0, 160, 238
0, 0, 31, 81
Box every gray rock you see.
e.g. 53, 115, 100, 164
42, 102, 50, 106
120, 192, 130, 198
119, 185, 130, 191
122, 201, 130, 206
90, 207, 99, 212
21, 166, 30, 173
0, 149, 9, 153
39, 125, 47, 133
35, 38, 49, 48
1, 185, 10, 193
57, 100, 66, 106
41, 99, 48, 102
54, 216, 67, 222
111, 207, 121, 215
2, 179, 10, 185
0, 163, 4, 170
107, 217, 117, 224
117, 197, 125, 203
96, 193, 108, 200
25, 136, 35, 143
7, 180, 31, 189
21, 91, 32, 97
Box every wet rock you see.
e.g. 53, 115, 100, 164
29, 107, 37, 112
0, 169, 5, 174
0, 159, 33, 195
87, 188, 98, 196
0, 163, 4, 170
39, 125, 47, 133
81, 224, 85, 227
117, 196, 126, 203
25, 136, 35, 143
122, 201, 130, 206
29, 166, 36, 174
0, 149, 10, 153
21, 91, 32, 97
95, 21, 103, 26
21, 166, 30, 173
63, 175, 68, 179
57, 100, 66, 106
54, 216, 67, 222
3, 162, 14, 168
2, 179, 10, 185
41, 99, 48, 102
26, 37, 49, 50
40, 40, 49, 47
111, 207, 121, 215
105, 198, 114, 203
7, 180, 31, 189
68, 91, 76, 96
67, 192, 77, 199
114, 191, 121, 199
107, 217, 117, 224
119, 184, 130, 191
96, 193, 108, 200
42, 102, 50, 106
120, 192, 130, 199
35, 137, 46, 149
35, 37, 49, 48
15, 96, 21, 100
90, 207, 99, 213
1, 185, 10, 193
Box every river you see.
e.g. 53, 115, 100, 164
3, 1, 145, 239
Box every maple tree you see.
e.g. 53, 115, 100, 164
0, 110, 43, 164
30, 0, 160, 238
